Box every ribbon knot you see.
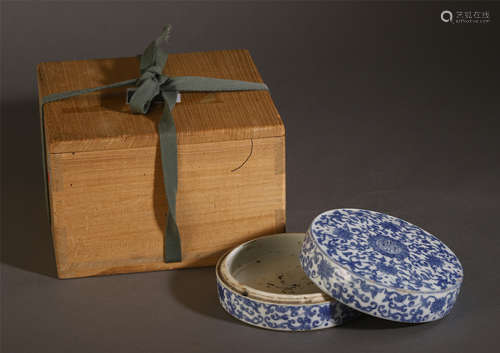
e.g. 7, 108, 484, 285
40, 25, 269, 263
130, 68, 169, 114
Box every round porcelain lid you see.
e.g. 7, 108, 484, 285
300, 208, 463, 322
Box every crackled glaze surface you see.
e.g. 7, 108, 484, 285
300, 209, 463, 323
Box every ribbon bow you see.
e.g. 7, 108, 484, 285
40, 25, 269, 262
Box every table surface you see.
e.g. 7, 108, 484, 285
2, 2, 499, 353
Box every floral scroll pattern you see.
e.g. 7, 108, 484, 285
216, 279, 359, 331
300, 209, 463, 323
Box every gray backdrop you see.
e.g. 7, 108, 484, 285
2, 1, 499, 353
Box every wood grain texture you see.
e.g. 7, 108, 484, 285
38, 49, 286, 278
48, 137, 285, 278
37, 50, 284, 153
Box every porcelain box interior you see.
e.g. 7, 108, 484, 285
216, 233, 358, 331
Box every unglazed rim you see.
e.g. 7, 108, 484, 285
307, 208, 463, 295
219, 233, 330, 305
216, 256, 328, 307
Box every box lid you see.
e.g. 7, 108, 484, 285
300, 208, 464, 323
37, 49, 284, 154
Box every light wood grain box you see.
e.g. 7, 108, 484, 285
37, 50, 286, 279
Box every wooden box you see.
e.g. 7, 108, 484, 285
37, 50, 286, 279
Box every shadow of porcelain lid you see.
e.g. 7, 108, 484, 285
300, 208, 464, 323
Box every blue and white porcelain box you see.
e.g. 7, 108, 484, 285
300, 209, 463, 323
216, 233, 359, 331
216, 209, 463, 330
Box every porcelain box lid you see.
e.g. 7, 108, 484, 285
300, 208, 463, 323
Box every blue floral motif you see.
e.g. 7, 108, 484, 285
300, 209, 463, 323
426, 255, 443, 268
369, 235, 409, 260
334, 227, 353, 240
318, 259, 335, 281
318, 304, 331, 322
376, 262, 398, 276
380, 221, 401, 233
430, 298, 446, 313
309, 209, 463, 292
216, 278, 359, 331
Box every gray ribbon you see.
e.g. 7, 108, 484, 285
40, 25, 269, 262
